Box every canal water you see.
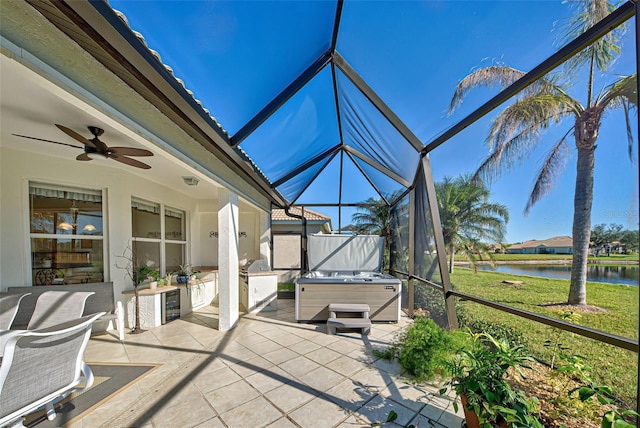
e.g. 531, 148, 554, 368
474, 263, 639, 286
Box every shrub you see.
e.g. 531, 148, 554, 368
375, 316, 467, 382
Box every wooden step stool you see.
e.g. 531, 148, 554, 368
327, 303, 372, 335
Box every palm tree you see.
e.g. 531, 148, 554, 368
449, 0, 637, 305
352, 191, 406, 269
352, 198, 393, 249
435, 175, 509, 273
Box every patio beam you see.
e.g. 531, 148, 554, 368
421, 155, 458, 329
332, 51, 425, 153
271, 144, 342, 188
344, 151, 390, 205
422, 1, 636, 155
635, 0, 640, 415
343, 145, 412, 188
408, 188, 415, 317
330, 0, 343, 54
231, 52, 333, 148
290, 151, 340, 205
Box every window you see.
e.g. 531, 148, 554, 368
132, 198, 186, 274
29, 183, 104, 285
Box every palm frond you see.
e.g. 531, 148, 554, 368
559, 0, 623, 75
489, 94, 577, 148
623, 101, 634, 162
448, 66, 560, 114
524, 130, 573, 215
599, 74, 638, 108
473, 102, 577, 184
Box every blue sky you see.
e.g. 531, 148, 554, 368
109, 0, 638, 243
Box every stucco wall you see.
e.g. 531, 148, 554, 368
0, 147, 234, 301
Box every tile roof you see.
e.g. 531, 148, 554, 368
271, 207, 331, 222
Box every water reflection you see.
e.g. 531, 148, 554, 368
475, 264, 639, 286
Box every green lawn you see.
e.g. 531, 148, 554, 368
277, 282, 295, 291
454, 253, 639, 263
449, 268, 639, 407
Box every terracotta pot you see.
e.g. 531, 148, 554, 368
149, 281, 157, 290
460, 394, 480, 428
460, 394, 508, 428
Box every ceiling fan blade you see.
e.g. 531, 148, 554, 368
12, 134, 83, 149
76, 153, 92, 161
110, 154, 152, 169
55, 124, 96, 148
109, 147, 154, 157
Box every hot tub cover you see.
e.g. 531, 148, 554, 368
308, 234, 384, 272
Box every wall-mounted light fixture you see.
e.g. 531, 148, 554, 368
182, 176, 199, 186
209, 231, 247, 238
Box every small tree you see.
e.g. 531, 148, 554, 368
115, 242, 146, 334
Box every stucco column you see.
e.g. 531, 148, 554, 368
259, 210, 271, 268
218, 189, 239, 331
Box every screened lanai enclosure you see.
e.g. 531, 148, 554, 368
18, 0, 640, 414
99, 0, 640, 409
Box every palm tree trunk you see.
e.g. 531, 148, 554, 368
569, 114, 597, 305
448, 245, 455, 273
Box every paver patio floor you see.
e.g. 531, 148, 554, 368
76, 299, 464, 428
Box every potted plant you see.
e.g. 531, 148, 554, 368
441, 331, 543, 428
172, 264, 199, 284
138, 264, 160, 289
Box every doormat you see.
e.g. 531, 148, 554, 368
25, 363, 159, 427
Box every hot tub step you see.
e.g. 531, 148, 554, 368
328, 303, 370, 319
326, 317, 372, 335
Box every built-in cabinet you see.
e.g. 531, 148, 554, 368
239, 272, 278, 313
123, 276, 217, 329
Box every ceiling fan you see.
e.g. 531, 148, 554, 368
13, 124, 153, 169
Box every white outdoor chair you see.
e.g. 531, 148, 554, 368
0, 293, 31, 330
27, 291, 95, 330
0, 312, 104, 427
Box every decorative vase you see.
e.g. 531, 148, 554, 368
177, 275, 189, 284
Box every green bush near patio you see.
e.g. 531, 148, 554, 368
448, 268, 638, 408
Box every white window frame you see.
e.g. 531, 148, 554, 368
28, 181, 106, 285
131, 197, 188, 275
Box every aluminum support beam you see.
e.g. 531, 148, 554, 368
408, 188, 415, 317
333, 51, 425, 152
421, 156, 458, 329
343, 145, 412, 188
634, 0, 640, 415
272, 144, 342, 188
344, 151, 390, 205
231, 52, 332, 147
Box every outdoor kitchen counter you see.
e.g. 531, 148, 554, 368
122, 275, 218, 328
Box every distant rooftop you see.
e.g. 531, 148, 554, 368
509, 236, 573, 249
271, 207, 332, 223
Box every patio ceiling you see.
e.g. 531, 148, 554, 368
0, 54, 223, 200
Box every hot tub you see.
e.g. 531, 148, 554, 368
295, 270, 401, 322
